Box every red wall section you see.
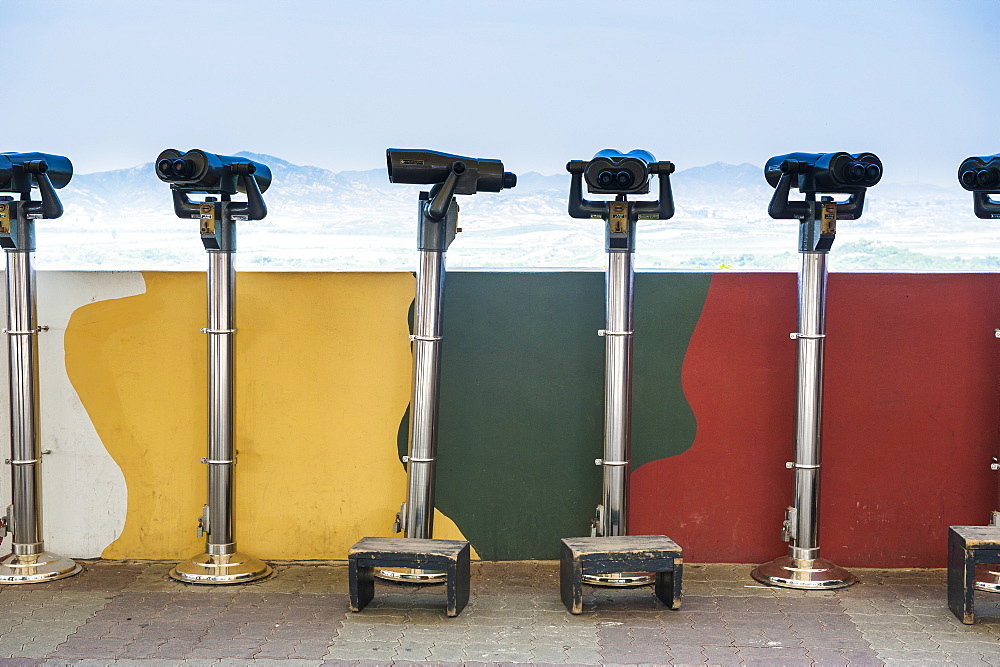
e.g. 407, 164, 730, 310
631, 273, 1000, 567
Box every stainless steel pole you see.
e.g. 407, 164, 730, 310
599, 250, 634, 538
169, 245, 271, 584
584, 244, 653, 587
0, 249, 80, 583
792, 251, 826, 559
752, 247, 855, 589
379, 248, 449, 583
404, 249, 445, 540
206, 250, 236, 557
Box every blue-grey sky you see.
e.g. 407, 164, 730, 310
3, 0, 997, 184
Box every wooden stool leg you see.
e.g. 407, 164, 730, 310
560, 543, 584, 614
445, 562, 457, 617
654, 561, 683, 610
948, 531, 976, 625
455, 546, 470, 616
948, 530, 976, 624
349, 560, 375, 613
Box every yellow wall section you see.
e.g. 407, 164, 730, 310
64, 271, 475, 560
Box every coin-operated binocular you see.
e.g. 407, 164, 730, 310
765, 152, 882, 252
0, 152, 81, 584
156, 148, 272, 584
565, 149, 676, 587
156, 149, 271, 250
568, 149, 675, 249
375, 149, 514, 584
958, 154, 1000, 219
954, 153, 1000, 598
753, 150, 882, 591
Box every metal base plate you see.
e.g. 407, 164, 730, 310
375, 567, 448, 584
752, 555, 857, 590
582, 572, 655, 587
974, 565, 1000, 593
169, 552, 272, 585
0, 551, 82, 584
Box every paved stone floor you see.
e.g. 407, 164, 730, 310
0, 560, 999, 665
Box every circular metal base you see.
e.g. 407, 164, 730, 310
582, 572, 655, 587
974, 566, 1000, 593
752, 555, 857, 590
169, 551, 272, 585
0, 551, 82, 584
375, 567, 448, 584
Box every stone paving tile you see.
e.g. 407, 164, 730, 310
8, 561, 1000, 664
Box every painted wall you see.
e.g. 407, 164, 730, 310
0, 270, 996, 567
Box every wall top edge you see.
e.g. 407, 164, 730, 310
15, 268, 1000, 276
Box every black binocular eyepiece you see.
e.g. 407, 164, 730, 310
0, 152, 74, 194
386, 149, 516, 195
574, 149, 656, 195
154, 149, 271, 195
765, 152, 882, 193
597, 169, 636, 190
958, 154, 1000, 192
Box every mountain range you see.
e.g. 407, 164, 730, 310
30, 153, 993, 272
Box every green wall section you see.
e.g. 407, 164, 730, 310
397, 271, 711, 560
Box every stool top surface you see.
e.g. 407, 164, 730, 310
949, 525, 1000, 546
561, 535, 682, 555
349, 536, 470, 557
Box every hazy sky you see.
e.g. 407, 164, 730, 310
3, 0, 997, 185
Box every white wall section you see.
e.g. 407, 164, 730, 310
0, 271, 145, 559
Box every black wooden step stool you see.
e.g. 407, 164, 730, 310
560, 535, 683, 614
948, 525, 1000, 624
347, 537, 470, 617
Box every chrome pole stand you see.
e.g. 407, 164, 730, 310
585, 222, 650, 587
0, 185, 80, 584
564, 158, 676, 588
170, 196, 270, 585
753, 195, 855, 590
378, 186, 460, 585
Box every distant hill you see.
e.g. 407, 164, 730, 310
27, 154, 992, 271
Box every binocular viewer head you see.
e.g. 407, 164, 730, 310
573, 149, 657, 195
958, 154, 1000, 192
0, 152, 73, 194
155, 149, 272, 195
764, 152, 882, 193
386, 149, 516, 196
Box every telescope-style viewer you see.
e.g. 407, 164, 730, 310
958, 154, 1000, 219
377, 149, 515, 584
158, 149, 272, 584
953, 153, 1000, 597
388, 149, 515, 195
753, 150, 882, 590
567, 149, 676, 587
0, 152, 81, 584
